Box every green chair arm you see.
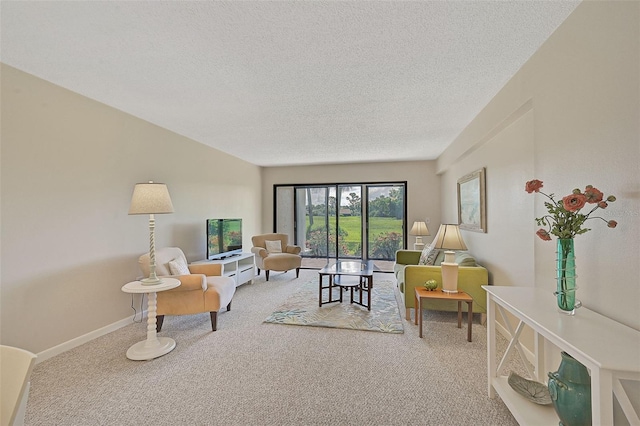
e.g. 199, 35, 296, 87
395, 250, 421, 265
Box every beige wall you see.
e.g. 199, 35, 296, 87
261, 161, 440, 247
1, 64, 262, 355
437, 2, 639, 330
2, 1, 638, 366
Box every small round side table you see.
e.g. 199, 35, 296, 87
121, 278, 180, 360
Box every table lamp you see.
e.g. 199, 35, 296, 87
409, 221, 430, 250
432, 224, 467, 293
128, 181, 174, 285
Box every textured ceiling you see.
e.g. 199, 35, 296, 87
1, 1, 580, 167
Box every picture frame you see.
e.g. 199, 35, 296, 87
457, 168, 486, 233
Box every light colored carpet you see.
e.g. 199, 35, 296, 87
25, 269, 524, 425
264, 279, 404, 333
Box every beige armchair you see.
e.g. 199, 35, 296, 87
251, 233, 302, 281
1, 345, 36, 426
138, 247, 236, 331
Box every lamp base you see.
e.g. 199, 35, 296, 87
441, 261, 459, 294
443, 250, 456, 263
140, 277, 163, 286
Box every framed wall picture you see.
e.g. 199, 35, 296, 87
457, 168, 486, 233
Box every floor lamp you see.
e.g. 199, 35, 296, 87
431, 224, 467, 293
128, 181, 174, 285
409, 221, 430, 250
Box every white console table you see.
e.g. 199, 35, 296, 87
483, 286, 640, 426
192, 252, 255, 287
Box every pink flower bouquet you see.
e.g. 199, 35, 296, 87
525, 180, 618, 240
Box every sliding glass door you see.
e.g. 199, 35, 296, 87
276, 182, 406, 271
337, 185, 362, 258
366, 184, 405, 260
295, 186, 335, 258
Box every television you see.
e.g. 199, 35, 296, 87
206, 218, 243, 260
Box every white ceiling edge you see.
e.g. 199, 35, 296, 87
1, 1, 581, 167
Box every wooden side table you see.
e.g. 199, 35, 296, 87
121, 278, 180, 360
414, 287, 473, 342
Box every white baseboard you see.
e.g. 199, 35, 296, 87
35, 312, 145, 364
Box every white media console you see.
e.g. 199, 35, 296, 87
192, 252, 256, 287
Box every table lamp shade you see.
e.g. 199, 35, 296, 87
432, 224, 467, 293
128, 182, 174, 215
409, 221, 430, 250
431, 224, 467, 252
409, 221, 430, 236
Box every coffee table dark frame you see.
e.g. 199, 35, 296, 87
318, 260, 374, 311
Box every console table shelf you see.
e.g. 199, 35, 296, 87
483, 286, 640, 426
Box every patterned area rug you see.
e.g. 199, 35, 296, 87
264, 279, 404, 333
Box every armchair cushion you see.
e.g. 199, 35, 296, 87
168, 273, 206, 292
262, 253, 300, 271
285, 245, 302, 255
251, 247, 269, 259
188, 263, 223, 276
395, 249, 421, 266
204, 276, 236, 312
0, 345, 36, 426
158, 274, 208, 314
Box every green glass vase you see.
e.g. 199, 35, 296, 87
548, 351, 592, 426
555, 239, 581, 315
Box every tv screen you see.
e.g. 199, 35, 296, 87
206, 218, 243, 260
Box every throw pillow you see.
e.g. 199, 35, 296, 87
265, 240, 282, 253
168, 257, 190, 275
426, 249, 441, 265
418, 245, 433, 265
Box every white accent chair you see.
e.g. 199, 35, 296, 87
1, 345, 37, 426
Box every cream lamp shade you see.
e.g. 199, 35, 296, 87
431, 224, 467, 293
129, 181, 174, 285
128, 182, 174, 215
409, 221, 430, 250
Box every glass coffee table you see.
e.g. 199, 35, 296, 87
318, 260, 374, 310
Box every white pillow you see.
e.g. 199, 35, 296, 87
418, 241, 439, 265
418, 246, 432, 265
265, 240, 282, 253
168, 257, 190, 275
